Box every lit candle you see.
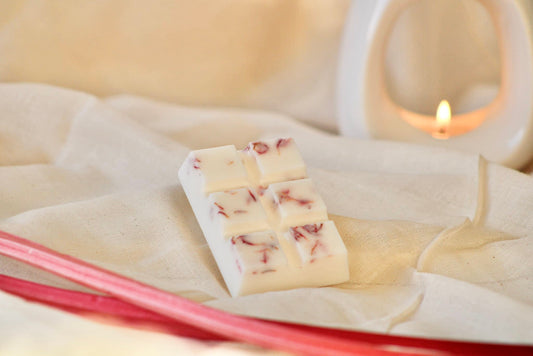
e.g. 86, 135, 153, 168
337, 0, 533, 168
396, 99, 483, 140
433, 100, 451, 139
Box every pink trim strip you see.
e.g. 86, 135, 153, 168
0, 230, 392, 356
0, 230, 531, 355
0, 274, 224, 341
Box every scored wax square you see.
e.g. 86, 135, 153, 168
264, 178, 328, 229
184, 145, 249, 193
241, 137, 307, 185
229, 231, 288, 275
178, 137, 350, 296
208, 188, 269, 237
285, 221, 347, 265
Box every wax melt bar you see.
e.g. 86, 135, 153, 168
178, 138, 349, 296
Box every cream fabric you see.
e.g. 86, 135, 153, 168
0, 289, 281, 356
0, 0, 350, 131
0, 83, 532, 354
0, 0, 506, 128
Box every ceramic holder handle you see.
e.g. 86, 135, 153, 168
337, 0, 533, 169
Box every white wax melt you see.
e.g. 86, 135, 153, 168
186, 145, 249, 193
208, 188, 269, 237
179, 138, 349, 296
242, 137, 307, 185
265, 178, 328, 230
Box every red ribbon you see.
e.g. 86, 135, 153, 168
0, 230, 529, 355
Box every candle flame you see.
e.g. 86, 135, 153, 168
436, 100, 451, 126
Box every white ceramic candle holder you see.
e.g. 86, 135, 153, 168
337, 0, 533, 169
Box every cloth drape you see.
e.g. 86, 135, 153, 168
0, 83, 531, 354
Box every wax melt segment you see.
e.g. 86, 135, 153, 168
265, 178, 328, 229
242, 138, 307, 185
208, 188, 270, 237
179, 138, 349, 297
186, 145, 249, 193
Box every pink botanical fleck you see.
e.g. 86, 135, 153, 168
261, 269, 276, 274
259, 241, 279, 264
310, 240, 322, 255
257, 186, 267, 196
275, 138, 292, 154
260, 249, 269, 264
278, 189, 313, 206
191, 157, 201, 170
236, 259, 242, 273
303, 223, 323, 235
247, 189, 257, 203
257, 244, 277, 264
252, 141, 269, 155
233, 209, 247, 214
290, 227, 306, 241
214, 202, 228, 218
299, 198, 312, 206
231, 235, 256, 246
228, 160, 234, 165
277, 189, 291, 204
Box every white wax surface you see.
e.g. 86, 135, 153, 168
178, 139, 349, 296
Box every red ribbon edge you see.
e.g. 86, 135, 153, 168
0, 230, 531, 355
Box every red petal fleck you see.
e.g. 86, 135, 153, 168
232, 235, 256, 246
261, 269, 276, 274
252, 142, 269, 155
214, 203, 228, 218
277, 189, 312, 206
311, 241, 321, 255
261, 250, 268, 264
257, 186, 267, 196
290, 227, 306, 241
275, 138, 292, 154
278, 189, 291, 203
247, 189, 257, 202
298, 199, 312, 206
233, 210, 247, 214
217, 211, 229, 218
303, 223, 323, 235
191, 157, 201, 169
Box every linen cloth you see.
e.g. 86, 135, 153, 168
0, 83, 532, 354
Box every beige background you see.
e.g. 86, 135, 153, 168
0, 0, 350, 129
0, 0, 504, 128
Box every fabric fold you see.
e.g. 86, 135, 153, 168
0, 83, 531, 347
